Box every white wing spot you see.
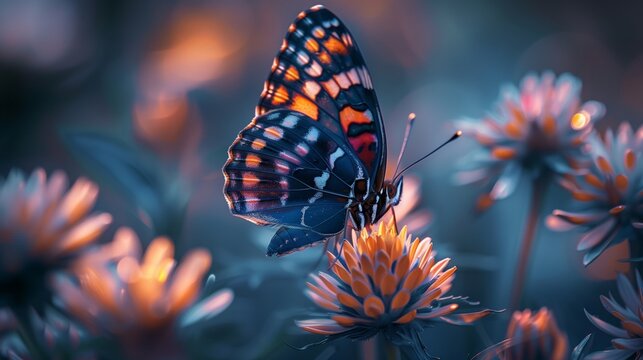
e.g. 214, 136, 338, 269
304, 81, 321, 99
314, 171, 330, 189
305, 61, 323, 77
300, 206, 310, 226
329, 148, 345, 169
347, 68, 360, 85
309, 191, 322, 204
275, 160, 289, 174
264, 126, 284, 140
296, 51, 310, 65
357, 166, 364, 178
334, 72, 351, 89
305, 127, 319, 142
281, 114, 299, 128
296, 142, 310, 156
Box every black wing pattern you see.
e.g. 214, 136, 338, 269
257, 5, 387, 187
223, 5, 387, 255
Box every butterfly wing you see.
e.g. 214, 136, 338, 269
257, 5, 387, 188
223, 109, 366, 255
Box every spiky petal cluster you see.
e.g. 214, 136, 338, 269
480, 308, 568, 360
0, 169, 112, 309
455, 71, 604, 210
0, 310, 95, 360
55, 228, 233, 358
584, 272, 643, 360
297, 221, 494, 348
549, 123, 643, 265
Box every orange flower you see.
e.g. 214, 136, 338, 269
455, 72, 604, 211
476, 308, 568, 360
0, 168, 111, 310
297, 221, 496, 356
549, 123, 643, 265
55, 228, 233, 359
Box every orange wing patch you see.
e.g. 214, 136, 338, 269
271, 85, 289, 105
245, 154, 261, 168
290, 94, 319, 120
339, 107, 374, 132
251, 139, 266, 150
305, 38, 320, 53
318, 51, 331, 64
312, 26, 325, 39
324, 36, 348, 55
285, 66, 299, 81
242, 172, 261, 186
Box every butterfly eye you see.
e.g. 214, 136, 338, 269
387, 185, 396, 198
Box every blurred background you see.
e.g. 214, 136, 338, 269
1, 0, 642, 358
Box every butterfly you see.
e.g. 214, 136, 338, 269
224, 5, 411, 256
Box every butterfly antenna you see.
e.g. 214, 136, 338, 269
393, 130, 462, 182
393, 113, 417, 177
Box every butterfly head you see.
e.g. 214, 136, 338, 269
384, 176, 403, 207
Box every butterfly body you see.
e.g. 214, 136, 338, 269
223, 5, 402, 256
347, 178, 403, 231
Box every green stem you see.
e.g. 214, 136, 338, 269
510, 175, 549, 310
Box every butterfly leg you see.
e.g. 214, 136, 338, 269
391, 206, 399, 233
332, 232, 347, 267
307, 238, 330, 273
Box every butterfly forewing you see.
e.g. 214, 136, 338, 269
257, 5, 386, 187
223, 5, 389, 256
224, 110, 362, 234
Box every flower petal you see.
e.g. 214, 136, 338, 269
490, 162, 521, 200
577, 217, 616, 251
611, 337, 643, 351
552, 210, 606, 225
616, 273, 641, 316
585, 349, 635, 360
180, 289, 234, 327
416, 303, 458, 320
296, 319, 347, 335
546, 215, 578, 231
584, 309, 628, 338
440, 309, 499, 325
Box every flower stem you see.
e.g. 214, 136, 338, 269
383, 336, 400, 360
628, 236, 643, 279
360, 338, 376, 360
13, 308, 45, 360
510, 175, 549, 310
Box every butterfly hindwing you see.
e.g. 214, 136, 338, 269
224, 110, 365, 251
257, 5, 387, 188
268, 227, 331, 256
